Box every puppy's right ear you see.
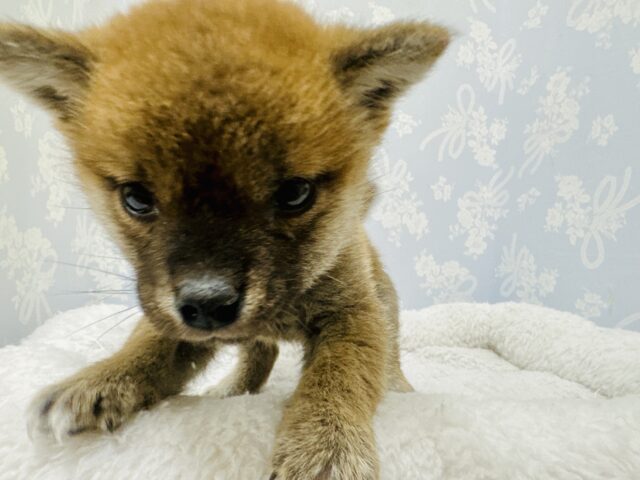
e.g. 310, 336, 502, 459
0, 24, 94, 121
332, 22, 450, 116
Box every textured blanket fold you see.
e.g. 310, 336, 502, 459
1, 302, 639, 479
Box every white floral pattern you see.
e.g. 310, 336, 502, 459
323, 7, 356, 23
0, 208, 56, 325
496, 234, 558, 304
456, 19, 522, 105
521, 69, 590, 177
545, 168, 640, 269
431, 177, 454, 203
517, 66, 540, 95
517, 188, 541, 212
368, 2, 394, 25
371, 149, 429, 246
30, 131, 77, 226
68, 0, 90, 27
11, 100, 34, 139
589, 114, 618, 146
567, 0, 640, 49
575, 291, 609, 319
392, 111, 421, 138
522, 1, 549, 30
420, 84, 507, 168
470, 0, 495, 14
1, 0, 639, 345
450, 169, 513, 258
415, 252, 477, 303
21, 0, 61, 27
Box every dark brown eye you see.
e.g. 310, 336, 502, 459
274, 178, 316, 215
121, 183, 156, 218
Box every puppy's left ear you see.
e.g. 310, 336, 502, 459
332, 22, 450, 115
0, 24, 95, 121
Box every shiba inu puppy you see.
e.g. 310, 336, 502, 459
0, 0, 448, 477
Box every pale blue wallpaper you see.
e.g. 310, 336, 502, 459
1, 0, 639, 345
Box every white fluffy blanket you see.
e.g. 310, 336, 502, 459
1, 303, 639, 480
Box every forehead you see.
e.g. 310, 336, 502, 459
78, 67, 365, 204
80, 81, 318, 204
133, 91, 289, 203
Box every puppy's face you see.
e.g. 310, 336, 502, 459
0, 0, 448, 341
78, 77, 372, 342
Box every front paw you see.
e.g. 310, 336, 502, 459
27, 369, 152, 443
270, 413, 378, 480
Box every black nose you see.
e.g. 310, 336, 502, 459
177, 279, 242, 331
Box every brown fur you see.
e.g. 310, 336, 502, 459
1, 1, 449, 478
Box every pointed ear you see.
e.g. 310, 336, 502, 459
332, 22, 450, 113
0, 24, 94, 121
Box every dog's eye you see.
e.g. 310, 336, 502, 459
121, 183, 156, 218
274, 178, 316, 215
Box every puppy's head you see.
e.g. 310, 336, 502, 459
0, 0, 449, 341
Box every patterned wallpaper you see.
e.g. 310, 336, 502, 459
1, 0, 639, 346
